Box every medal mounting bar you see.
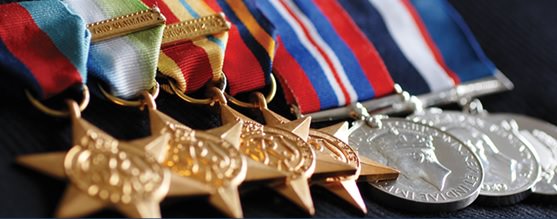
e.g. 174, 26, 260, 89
162, 13, 230, 46
294, 93, 408, 123
87, 6, 166, 43
297, 70, 513, 122
418, 70, 513, 107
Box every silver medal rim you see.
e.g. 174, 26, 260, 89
409, 110, 541, 198
348, 118, 484, 211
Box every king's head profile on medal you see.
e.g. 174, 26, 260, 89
410, 110, 540, 200
375, 128, 451, 191
443, 124, 518, 184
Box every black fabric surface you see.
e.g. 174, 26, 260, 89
1, 0, 557, 217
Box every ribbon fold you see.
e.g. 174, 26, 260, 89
257, 0, 394, 114
66, 0, 164, 98
0, 0, 89, 98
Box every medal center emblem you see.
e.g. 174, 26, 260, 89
375, 127, 451, 191
161, 122, 244, 187
240, 120, 313, 177
65, 130, 166, 204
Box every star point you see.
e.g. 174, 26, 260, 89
116, 200, 162, 218
244, 159, 288, 184
55, 186, 106, 218
206, 121, 243, 149
318, 122, 349, 143
358, 156, 399, 182
319, 180, 367, 214
16, 152, 66, 179
209, 187, 244, 218
129, 133, 171, 163
279, 117, 312, 141
313, 151, 357, 179
166, 173, 214, 197
275, 177, 315, 215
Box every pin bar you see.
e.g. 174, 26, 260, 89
418, 70, 513, 107
88, 6, 166, 43
162, 13, 230, 46
298, 70, 514, 122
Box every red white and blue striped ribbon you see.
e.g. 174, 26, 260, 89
368, 0, 458, 92
410, 0, 497, 82
338, 0, 429, 95
0, 0, 89, 99
256, 0, 394, 114
340, 0, 497, 96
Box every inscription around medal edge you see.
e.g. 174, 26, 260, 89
350, 119, 482, 202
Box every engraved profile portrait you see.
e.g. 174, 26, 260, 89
375, 128, 451, 191
442, 124, 518, 184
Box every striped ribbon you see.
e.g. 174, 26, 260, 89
65, 0, 164, 98
141, 0, 228, 94
340, 0, 458, 95
338, 0, 430, 95
216, 0, 277, 96
410, 0, 496, 82
0, 0, 89, 99
257, 0, 394, 114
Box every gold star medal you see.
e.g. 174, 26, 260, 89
144, 98, 248, 218
211, 88, 318, 215
18, 100, 211, 218
101, 83, 250, 217
259, 94, 399, 214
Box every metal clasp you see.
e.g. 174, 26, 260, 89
459, 98, 488, 115
349, 102, 388, 128
296, 84, 412, 122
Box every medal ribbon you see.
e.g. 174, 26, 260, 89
0, 0, 89, 99
65, 0, 164, 98
256, 0, 394, 114
141, 0, 228, 94
216, 0, 276, 95
410, 0, 497, 82
339, 0, 457, 95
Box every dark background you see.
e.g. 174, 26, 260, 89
1, 0, 557, 217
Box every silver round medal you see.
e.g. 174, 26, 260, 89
487, 113, 557, 195
409, 109, 541, 204
348, 118, 483, 212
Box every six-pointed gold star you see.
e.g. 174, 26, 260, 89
219, 103, 318, 215
262, 109, 399, 214
17, 110, 213, 218
146, 108, 251, 218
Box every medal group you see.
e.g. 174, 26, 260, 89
0, 0, 555, 217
